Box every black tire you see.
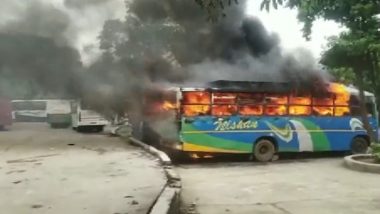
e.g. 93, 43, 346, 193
95, 126, 104, 133
254, 139, 276, 162
351, 137, 369, 154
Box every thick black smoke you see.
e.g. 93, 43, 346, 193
0, 0, 326, 118
99, 0, 324, 87
0, 0, 124, 100
88, 0, 327, 123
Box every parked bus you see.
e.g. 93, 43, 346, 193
142, 81, 378, 162
71, 100, 109, 132
0, 98, 12, 130
47, 100, 72, 128
12, 100, 48, 122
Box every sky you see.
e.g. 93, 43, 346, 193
246, 0, 345, 59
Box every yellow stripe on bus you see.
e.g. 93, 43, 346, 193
182, 130, 357, 134
183, 142, 246, 153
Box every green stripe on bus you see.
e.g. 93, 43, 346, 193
297, 119, 330, 151
181, 124, 252, 152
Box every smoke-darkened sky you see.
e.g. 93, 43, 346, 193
0, 0, 125, 65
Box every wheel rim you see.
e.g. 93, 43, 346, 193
255, 140, 275, 162
352, 138, 368, 154
259, 146, 269, 154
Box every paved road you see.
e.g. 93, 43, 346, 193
178, 158, 380, 214
0, 123, 166, 214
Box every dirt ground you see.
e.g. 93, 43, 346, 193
178, 158, 380, 214
0, 123, 166, 214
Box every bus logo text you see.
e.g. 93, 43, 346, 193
214, 119, 258, 131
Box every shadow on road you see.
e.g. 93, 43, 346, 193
176, 151, 348, 166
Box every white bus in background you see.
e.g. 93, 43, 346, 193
12, 100, 48, 122
46, 100, 72, 128
71, 100, 109, 132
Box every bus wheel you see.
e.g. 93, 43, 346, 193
254, 139, 276, 162
351, 137, 369, 154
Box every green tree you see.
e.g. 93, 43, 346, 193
194, 0, 239, 20
262, 0, 380, 142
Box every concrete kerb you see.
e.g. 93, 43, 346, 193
129, 137, 182, 214
344, 154, 380, 174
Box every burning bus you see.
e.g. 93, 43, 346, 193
141, 81, 378, 162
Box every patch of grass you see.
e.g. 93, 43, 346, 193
371, 143, 380, 163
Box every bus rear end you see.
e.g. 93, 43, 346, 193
141, 87, 182, 152
0, 98, 12, 130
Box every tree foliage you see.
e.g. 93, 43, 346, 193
194, 0, 239, 20
261, 0, 380, 40
262, 0, 380, 141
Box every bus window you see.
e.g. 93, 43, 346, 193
239, 105, 263, 116
349, 104, 375, 117
335, 94, 350, 106
335, 107, 350, 116
265, 94, 288, 105
182, 105, 210, 116
212, 105, 237, 116
265, 105, 287, 116
289, 94, 311, 105
349, 95, 360, 106
366, 102, 375, 116
213, 93, 237, 104
313, 94, 334, 106
313, 106, 334, 116
289, 106, 311, 116
183, 91, 211, 104
238, 93, 264, 104
350, 106, 361, 116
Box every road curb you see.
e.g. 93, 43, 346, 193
129, 137, 182, 214
344, 154, 380, 174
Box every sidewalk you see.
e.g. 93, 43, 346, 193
0, 123, 166, 214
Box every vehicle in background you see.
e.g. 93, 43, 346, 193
0, 98, 12, 130
12, 100, 48, 122
47, 100, 72, 128
142, 81, 379, 162
71, 100, 109, 132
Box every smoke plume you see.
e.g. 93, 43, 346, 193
0, 0, 328, 119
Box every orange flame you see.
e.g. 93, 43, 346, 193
182, 105, 210, 116
329, 83, 350, 106
183, 91, 211, 104
313, 106, 334, 116
267, 94, 288, 105
213, 93, 237, 104
162, 101, 177, 110
266, 105, 287, 116
289, 106, 311, 116
212, 105, 237, 116
335, 107, 350, 116
290, 94, 311, 105
239, 105, 264, 116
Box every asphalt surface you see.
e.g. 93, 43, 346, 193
0, 123, 166, 214
178, 158, 380, 214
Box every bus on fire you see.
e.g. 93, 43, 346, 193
142, 81, 379, 162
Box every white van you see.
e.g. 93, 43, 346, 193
71, 100, 109, 132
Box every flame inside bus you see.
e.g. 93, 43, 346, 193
157, 82, 352, 117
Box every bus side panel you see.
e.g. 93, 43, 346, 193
310, 117, 369, 151
180, 116, 300, 153
180, 116, 370, 154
